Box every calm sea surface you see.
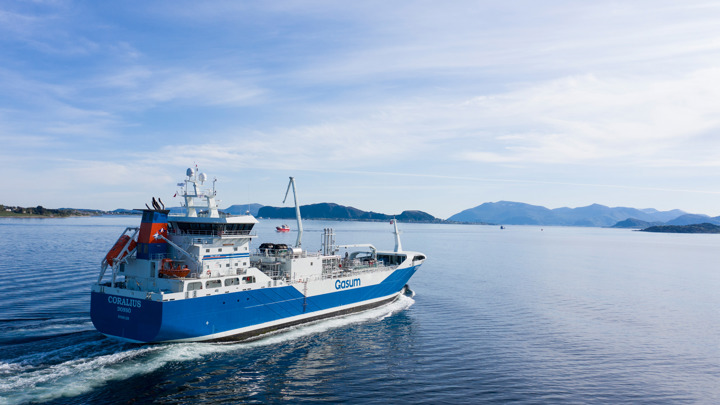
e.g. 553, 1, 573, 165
1, 217, 719, 404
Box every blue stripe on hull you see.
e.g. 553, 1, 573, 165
203, 253, 250, 260
91, 266, 417, 343
154, 285, 307, 341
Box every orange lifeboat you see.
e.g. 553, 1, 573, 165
160, 258, 191, 278
105, 235, 137, 266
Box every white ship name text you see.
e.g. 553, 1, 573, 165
108, 296, 142, 308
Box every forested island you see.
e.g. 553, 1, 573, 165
0, 205, 120, 218
257, 203, 442, 223
640, 223, 720, 234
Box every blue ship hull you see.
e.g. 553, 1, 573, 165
91, 266, 417, 343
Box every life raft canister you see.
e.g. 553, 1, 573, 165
106, 235, 137, 266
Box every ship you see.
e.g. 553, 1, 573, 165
90, 168, 426, 343
276, 224, 290, 232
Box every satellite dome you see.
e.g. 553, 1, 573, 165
199, 173, 208, 183
186, 168, 195, 177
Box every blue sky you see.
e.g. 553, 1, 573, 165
3, 1, 720, 219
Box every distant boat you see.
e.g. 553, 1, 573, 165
276, 224, 290, 232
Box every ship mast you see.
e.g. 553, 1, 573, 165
284, 176, 303, 248
182, 167, 219, 218
392, 218, 403, 252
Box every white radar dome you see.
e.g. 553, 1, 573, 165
186, 168, 195, 177
199, 173, 208, 183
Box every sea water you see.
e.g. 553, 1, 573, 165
1, 217, 719, 404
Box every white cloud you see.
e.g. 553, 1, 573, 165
456, 69, 720, 166
140, 66, 720, 174
85, 67, 265, 108
137, 71, 264, 106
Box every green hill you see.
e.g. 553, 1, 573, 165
640, 223, 720, 233
257, 203, 440, 223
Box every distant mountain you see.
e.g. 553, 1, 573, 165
449, 201, 556, 225
224, 204, 263, 216
448, 201, 688, 227
111, 208, 142, 214
257, 203, 440, 223
105, 199, 712, 228
611, 218, 663, 229
395, 210, 438, 222
641, 223, 720, 234
553, 203, 658, 227
664, 214, 720, 226
638, 208, 687, 222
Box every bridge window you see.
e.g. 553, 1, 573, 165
172, 221, 255, 235
187, 282, 202, 291
377, 254, 407, 265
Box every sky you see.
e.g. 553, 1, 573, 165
3, 1, 720, 219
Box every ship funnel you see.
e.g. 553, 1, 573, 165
137, 209, 169, 260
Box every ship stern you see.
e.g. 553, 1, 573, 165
90, 291, 163, 343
